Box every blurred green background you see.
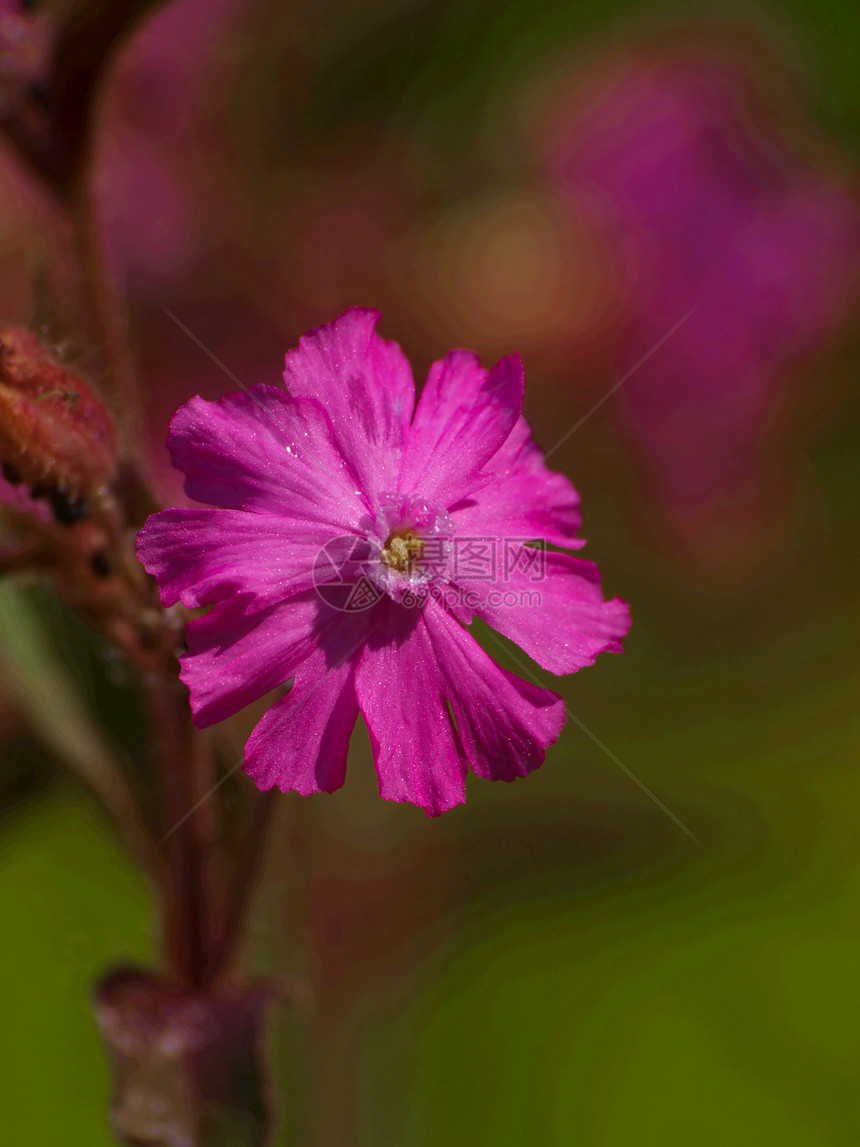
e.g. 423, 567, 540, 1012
1, 0, 860, 1143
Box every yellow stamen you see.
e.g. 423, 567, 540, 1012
380, 529, 424, 573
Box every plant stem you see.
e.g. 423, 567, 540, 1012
144, 666, 217, 990
211, 790, 278, 985
0, 0, 170, 200
1, 0, 233, 993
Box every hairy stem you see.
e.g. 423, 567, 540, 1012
145, 670, 216, 989
1, 0, 239, 995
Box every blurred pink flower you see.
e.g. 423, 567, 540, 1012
138, 309, 629, 815
545, 52, 860, 570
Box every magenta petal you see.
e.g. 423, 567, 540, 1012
464, 549, 631, 675
168, 385, 368, 527
137, 508, 332, 611
399, 351, 523, 507
180, 590, 351, 727
423, 603, 565, 781
450, 415, 584, 548
138, 307, 631, 815
354, 603, 467, 816
243, 642, 360, 797
283, 308, 415, 499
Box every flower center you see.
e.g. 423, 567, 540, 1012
363, 494, 455, 604
380, 528, 424, 574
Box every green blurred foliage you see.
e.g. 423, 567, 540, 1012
0, 795, 153, 1145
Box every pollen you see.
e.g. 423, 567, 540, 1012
380, 529, 424, 573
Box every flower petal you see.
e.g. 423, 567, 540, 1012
168, 384, 368, 527
461, 548, 630, 675
399, 351, 523, 508
243, 641, 360, 797
137, 508, 333, 611
354, 602, 467, 816
450, 415, 584, 548
423, 602, 565, 781
181, 590, 364, 727
282, 308, 415, 499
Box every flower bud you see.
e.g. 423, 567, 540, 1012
0, 327, 118, 518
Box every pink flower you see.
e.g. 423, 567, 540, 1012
138, 309, 629, 815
